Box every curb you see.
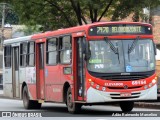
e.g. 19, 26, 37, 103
135, 102, 160, 109
0, 94, 14, 99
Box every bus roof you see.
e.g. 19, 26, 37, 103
3, 22, 152, 44
32, 22, 152, 39
3, 35, 32, 45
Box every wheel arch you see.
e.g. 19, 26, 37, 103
63, 82, 70, 103
21, 82, 27, 99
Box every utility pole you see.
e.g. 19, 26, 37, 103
1, 3, 6, 48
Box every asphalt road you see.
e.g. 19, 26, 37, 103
0, 98, 160, 120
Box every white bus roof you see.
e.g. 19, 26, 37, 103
3, 36, 32, 45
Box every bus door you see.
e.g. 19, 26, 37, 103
12, 47, 20, 98
36, 42, 45, 100
73, 33, 86, 101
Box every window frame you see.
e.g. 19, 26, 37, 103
46, 37, 58, 66
20, 42, 28, 67
59, 35, 72, 65
4, 45, 11, 68
27, 41, 35, 67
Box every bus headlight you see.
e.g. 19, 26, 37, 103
96, 85, 100, 89
91, 82, 94, 86
102, 87, 106, 91
149, 83, 152, 87
152, 79, 156, 84
144, 85, 148, 89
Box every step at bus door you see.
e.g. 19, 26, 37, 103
36, 43, 45, 99
12, 47, 20, 98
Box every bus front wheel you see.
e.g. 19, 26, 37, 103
120, 101, 134, 112
22, 86, 41, 109
66, 87, 82, 114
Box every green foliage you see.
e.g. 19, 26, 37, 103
17, 25, 42, 36
1, 0, 160, 31
0, 2, 19, 24
111, 0, 160, 21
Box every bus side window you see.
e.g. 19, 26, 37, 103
4, 45, 11, 68
46, 38, 58, 65
20, 43, 27, 67
28, 42, 35, 66
60, 36, 72, 64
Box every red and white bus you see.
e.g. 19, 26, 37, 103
3, 22, 157, 113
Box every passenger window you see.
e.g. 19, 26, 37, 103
20, 43, 27, 67
4, 45, 11, 68
28, 42, 35, 66
60, 36, 72, 64
46, 38, 58, 65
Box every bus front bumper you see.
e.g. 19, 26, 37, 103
86, 84, 157, 103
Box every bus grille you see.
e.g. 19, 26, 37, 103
111, 96, 139, 99
99, 74, 150, 80
108, 86, 142, 89
89, 71, 155, 81
110, 92, 140, 99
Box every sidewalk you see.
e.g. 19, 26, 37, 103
0, 90, 3, 96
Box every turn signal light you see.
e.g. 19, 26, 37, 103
88, 79, 92, 82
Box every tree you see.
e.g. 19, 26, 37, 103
0, 3, 19, 25
1, 0, 160, 31
17, 25, 42, 36
111, 0, 160, 22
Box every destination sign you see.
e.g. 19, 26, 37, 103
89, 24, 152, 36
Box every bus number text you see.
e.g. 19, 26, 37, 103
132, 80, 146, 85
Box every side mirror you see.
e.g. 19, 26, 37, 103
84, 41, 91, 60
154, 43, 157, 55
81, 40, 86, 54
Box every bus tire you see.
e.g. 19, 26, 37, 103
23, 86, 41, 109
66, 87, 82, 114
32, 101, 42, 109
120, 101, 134, 112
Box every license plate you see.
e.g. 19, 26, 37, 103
120, 92, 131, 97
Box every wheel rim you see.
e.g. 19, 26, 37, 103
23, 91, 28, 107
67, 91, 73, 109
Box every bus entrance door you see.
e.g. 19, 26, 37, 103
12, 47, 20, 98
36, 42, 45, 100
73, 33, 86, 102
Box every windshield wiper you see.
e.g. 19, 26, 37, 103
128, 36, 139, 54
104, 37, 120, 64
128, 36, 139, 61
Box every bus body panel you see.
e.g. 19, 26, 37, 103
3, 36, 32, 98
45, 65, 62, 102
25, 67, 37, 100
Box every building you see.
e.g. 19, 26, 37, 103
0, 25, 12, 44
151, 7, 160, 48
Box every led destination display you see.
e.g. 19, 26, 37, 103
89, 24, 152, 36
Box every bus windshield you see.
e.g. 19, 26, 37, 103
87, 39, 155, 73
